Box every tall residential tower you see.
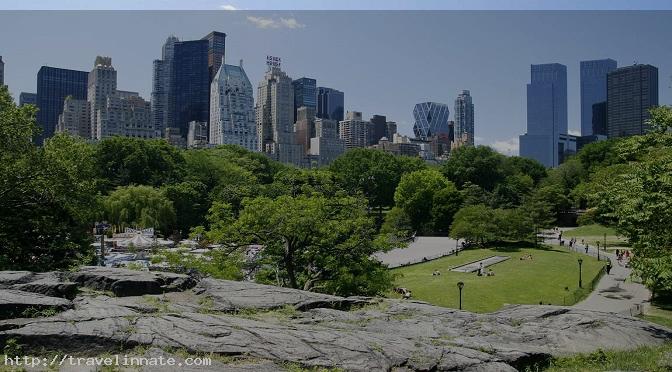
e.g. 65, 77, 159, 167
209, 59, 257, 151
454, 90, 475, 146
36, 66, 88, 144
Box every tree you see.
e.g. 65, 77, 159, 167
431, 185, 464, 234
503, 156, 547, 185
95, 137, 186, 190
647, 105, 672, 133
204, 194, 396, 296
441, 145, 506, 191
162, 181, 209, 237
393, 169, 462, 234
0, 87, 96, 270
450, 205, 498, 244
103, 185, 176, 234
331, 148, 413, 217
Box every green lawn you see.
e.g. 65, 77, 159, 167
562, 224, 629, 249
543, 343, 672, 371
391, 246, 604, 313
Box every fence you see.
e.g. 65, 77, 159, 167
563, 265, 606, 305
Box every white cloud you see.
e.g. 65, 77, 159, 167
488, 137, 519, 156
219, 4, 237, 10
247, 16, 280, 28
280, 17, 306, 29
568, 129, 581, 136
246, 16, 305, 29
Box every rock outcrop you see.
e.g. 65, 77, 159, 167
0, 267, 669, 371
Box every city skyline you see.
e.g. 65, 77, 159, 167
1, 11, 671, 154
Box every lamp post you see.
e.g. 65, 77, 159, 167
457, 281, 465, 310
596, 240, 600, 261
578, 258, 583, 288
455, 239, 459, 256
604, 233, 607, 254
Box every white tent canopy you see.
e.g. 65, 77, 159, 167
118, 233, 154, 248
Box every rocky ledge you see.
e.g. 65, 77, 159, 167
0, 267, 670, 371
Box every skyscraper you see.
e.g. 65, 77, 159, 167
339, 111, 370, 149
292, 77, 317, 121
368, 114, 388, 145
88, 56, 117, 140
172, 39, 209, 138
209, 59, 257, 151
591, 101, 607, 136
56, 96, 89, 137
151, 35, 178, 136
317, 87, 344, 122
519, 63, 568, 167
412, 102, 451, 140
256, 64, 303, 165
202, 31, 226, 82
0, 56, 4, 87
294, 106, 316, 154
580, 59, 617, 136
310, 118, 346, 166
36, 66, 88, 144
606, 64, 659, 138
19, 92, 37, 107
454, 90, 475, 146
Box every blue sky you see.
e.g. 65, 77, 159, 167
2, 1, 672, 10
1, 10, 670, 154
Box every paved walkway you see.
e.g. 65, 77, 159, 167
544, 229, 651, 316
374, 237, 460, 268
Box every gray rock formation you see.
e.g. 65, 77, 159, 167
0, 268, 669, 371
69, 266, 197, 296
0, 289, 72, 319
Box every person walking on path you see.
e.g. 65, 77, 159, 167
606, 261, 612, 275
585, 245, 589, 254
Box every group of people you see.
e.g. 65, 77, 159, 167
519, 254, 533, 261
477, 262, 495, 277
615, 249, 631, 263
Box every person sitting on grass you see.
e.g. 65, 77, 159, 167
432, 269, 441, 276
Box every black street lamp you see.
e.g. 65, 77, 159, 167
457, 281, 465, 310
455, 239, 459, 256
578, 258, 583, 288
596, 240, 601, 261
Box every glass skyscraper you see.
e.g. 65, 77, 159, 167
606, 64, 659, 138
519, 63, 568, 167
412, 102, 451, 140
580, 59, 617, 136
202, 31, 226, 82
36, 66, 88, 144
454, 90, 475, 146
292, 77, 317, 121
316, 87, 344, 122
172, 39, 210, 138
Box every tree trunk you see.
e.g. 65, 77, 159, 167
284, 240, 298, 289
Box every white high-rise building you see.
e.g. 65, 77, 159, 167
209, 59, 257, 151
310, 118, 345, 166
256, 64, 303, 165
88, 56, 117, 140
56, 96, 90, 138
454, 90, 474, 147
339, 111, 370, 149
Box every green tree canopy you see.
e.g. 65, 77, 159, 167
104, 185, 176, 234
0, 87, 96, 270
203, 194, 396, 296
95, 137, 186, 190
441, 145, 506, 191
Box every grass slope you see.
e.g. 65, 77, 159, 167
561, 224, 628, 249
540, 343, 672, 371
391, 245, 604, 313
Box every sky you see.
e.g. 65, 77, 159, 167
1, 9, 671, 155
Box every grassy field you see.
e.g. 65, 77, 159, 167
562, 224, 629, 249
391, 245, 604, 313
541, 343, 672, 371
